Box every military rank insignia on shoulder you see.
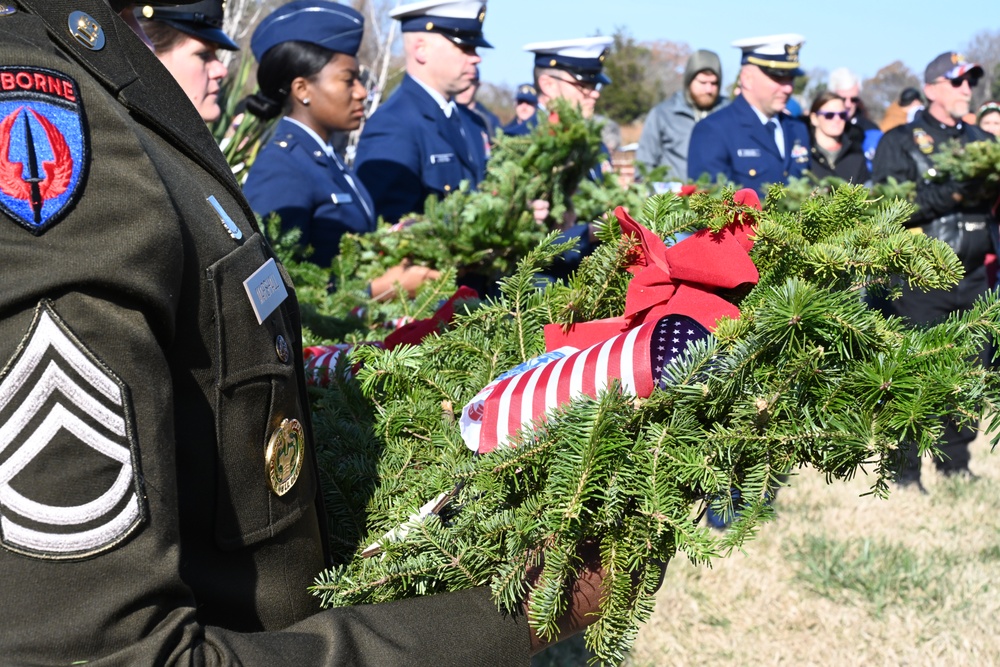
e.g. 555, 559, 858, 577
0, 301, 146, 560
0, 67, 89, 235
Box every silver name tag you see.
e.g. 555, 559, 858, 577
737, 149, 761, 158
331, 192, 353, 205
430, 153, 454, 164
243, 258, 288, 325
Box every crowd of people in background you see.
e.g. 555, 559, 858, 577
145, 2, 1000, 499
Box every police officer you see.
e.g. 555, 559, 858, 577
135, 0, 237, 122
872, 51, 994, 491
502, 83, 538, 135
688, 34, 810, 197
354, 0, 490, 223
0, 2, 604, 662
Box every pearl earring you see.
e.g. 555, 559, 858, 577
302, 98, 311, 106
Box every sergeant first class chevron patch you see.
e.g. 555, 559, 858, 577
0, 67, 89, 235
0, 302, 146, 560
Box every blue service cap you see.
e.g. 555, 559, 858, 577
251, 1, 364, 62
391, 0, 492, 49
515, 83, 538, 105
731, 33, 805, 77
523, 36, 613, 86
137, 0, 238, 51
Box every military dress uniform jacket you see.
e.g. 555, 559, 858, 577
687, 94, 810, 197
243, 117, 376, 268
0, 2, 529, 665
354, 74, 487, 222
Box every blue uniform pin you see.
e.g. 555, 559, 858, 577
0, 67, 89, 235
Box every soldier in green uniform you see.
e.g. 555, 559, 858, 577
0, 2, 607, 663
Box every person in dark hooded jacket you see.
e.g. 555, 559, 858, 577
636, 49, 728, 181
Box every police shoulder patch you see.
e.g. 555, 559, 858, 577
0, 301, 145, 560
0, 67, 89, 235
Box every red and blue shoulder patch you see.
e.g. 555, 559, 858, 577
0, 67, 89, 235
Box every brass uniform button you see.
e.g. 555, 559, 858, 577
275, 334, 290, 363
265, 418, 304, 496
748, 168, 757, 177
444, 184, 451, 192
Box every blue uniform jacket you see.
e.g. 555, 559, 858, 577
687, 94, 810, 197
463, 103, 501, 144
354, 75, 487, 222
502, 112, 536, 137
243, 118, 375, 267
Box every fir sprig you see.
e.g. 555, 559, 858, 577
928, 138, 1000, 185
338, 99, 605, 283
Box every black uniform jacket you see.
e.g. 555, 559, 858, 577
0, 2, 528, 664
872, 108, 993, 226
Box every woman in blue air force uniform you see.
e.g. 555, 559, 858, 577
243, 2, 436, 296
242, 1, 374, 271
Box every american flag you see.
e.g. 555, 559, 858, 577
461, 315, 708, 454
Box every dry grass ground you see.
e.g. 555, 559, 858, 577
535, 431, 1000, 667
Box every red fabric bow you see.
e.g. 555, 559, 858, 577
544, 188, 761, 351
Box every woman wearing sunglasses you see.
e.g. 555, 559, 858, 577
806, 91, 870, 184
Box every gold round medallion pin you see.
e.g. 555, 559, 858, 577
265, 418, 304, 496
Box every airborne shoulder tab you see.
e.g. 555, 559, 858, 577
0, 67, 89, 235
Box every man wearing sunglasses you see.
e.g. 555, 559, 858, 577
872, 51, 995, 492
688, 34, 811, 198
828, 68, 882, 171
503, 37, 616, 282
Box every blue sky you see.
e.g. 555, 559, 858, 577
475, 0, 994, 88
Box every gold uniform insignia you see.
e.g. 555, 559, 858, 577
266, 418, 304, 496
67, 11, 105, 51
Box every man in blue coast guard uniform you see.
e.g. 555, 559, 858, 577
354, 0, 490, 222
505, 37, 615, 281
502, 83, 539, 135
688, 34, 810, 197
456, 65, 501, 147
510, 37, 615, 184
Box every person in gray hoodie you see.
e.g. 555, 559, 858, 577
636, 49, 728, 182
